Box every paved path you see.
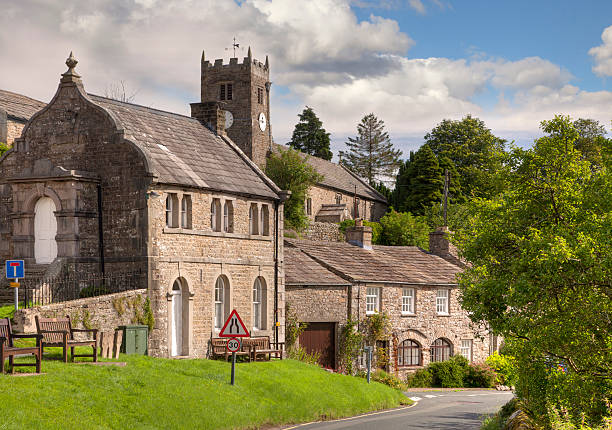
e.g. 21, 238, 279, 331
284, 390, 514, 430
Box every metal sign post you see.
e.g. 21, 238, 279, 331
5, 260, 24, 311
219, 311, 250, 386
226, 337, 241, 386
364, 346, 373, 384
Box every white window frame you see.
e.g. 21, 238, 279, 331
436, 289, 449, 315
214, 277, 225, 329
366, 287, 380, 315
460, 339, 473, 362
253, 278, 262, 330
401, 287, 415, 315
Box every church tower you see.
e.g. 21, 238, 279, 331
198, 47, 272, 168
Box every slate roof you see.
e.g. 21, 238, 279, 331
90, 95, 279, 199
285, 246, 350, 287
0, 90, 46, 122
274, 144, 387, 203
285, 239, 461, 285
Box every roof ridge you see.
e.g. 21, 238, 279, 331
338, 163, 388, 202
0, 89, 46, 105
88, 94, 196, 121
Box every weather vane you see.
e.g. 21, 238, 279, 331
225, 37, 240, 58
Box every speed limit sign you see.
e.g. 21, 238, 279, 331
226, 337, 241, 353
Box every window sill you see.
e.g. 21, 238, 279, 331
163, 227, 273, 241
401, 313, 416, 317
436, 313, 450, 317
397, 365, 423, 369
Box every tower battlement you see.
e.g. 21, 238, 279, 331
201, 48, 269, 78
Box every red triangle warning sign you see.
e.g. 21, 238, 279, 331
219, 309, 250, 338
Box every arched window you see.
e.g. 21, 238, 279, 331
166, 193, 179, 228
223, 201, 233, 233
249, 204, 259, 235
181, 195, 192, 229
34, 197, 58, 264
252, 277, 267, 330
397, 339, 421, 366
214, 276, 230, 329
430, 338, 452, 362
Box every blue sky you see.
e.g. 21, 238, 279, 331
2, 0, 612, 157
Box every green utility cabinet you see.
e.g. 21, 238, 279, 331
119, 325, 149, 355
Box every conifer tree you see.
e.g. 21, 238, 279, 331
340, 113, 402, 185
288, 106, 332, 160
405, 144, 443, 215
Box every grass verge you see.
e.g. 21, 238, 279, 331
0, 348, 409, 429
0, 304, 15, 319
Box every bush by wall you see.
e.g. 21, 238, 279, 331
405, 355, 498, 389
485, 351, 517, 386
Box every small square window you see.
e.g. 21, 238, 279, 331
366, 287, 380, 315
460, 340, 473, 362
402, 288, 415, 315
436, 289, 449, 315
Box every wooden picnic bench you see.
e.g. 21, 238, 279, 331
35, 315, 98, 363
243, 336, 283, 361
210, 337, 251, 362
0, 318, 42, 374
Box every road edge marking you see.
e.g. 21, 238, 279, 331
282, 402, 418, 429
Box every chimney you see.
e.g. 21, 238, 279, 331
429, 226, 465, 268
345, 219, 372, 250
190, 101, 226, 136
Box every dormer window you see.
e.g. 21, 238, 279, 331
220, 83, 233, 101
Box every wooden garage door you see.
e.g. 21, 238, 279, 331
299, 322, 335, 369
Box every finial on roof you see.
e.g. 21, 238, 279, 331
265, 55, 269, 68
61, 51, 82, 84
247, 46, 252, 60
201, 50, 205, 63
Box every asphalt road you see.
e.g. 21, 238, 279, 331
284, 390, 514, 430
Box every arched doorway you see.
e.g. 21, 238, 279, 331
170, 280, 183, 357
34, 197, 57, 264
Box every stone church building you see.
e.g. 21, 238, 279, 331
0, 52, 287, 358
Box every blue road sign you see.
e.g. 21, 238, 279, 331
5, 260, 24, 279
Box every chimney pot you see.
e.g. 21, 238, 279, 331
346, 219, 372, 250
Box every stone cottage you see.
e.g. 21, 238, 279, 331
0, 53, 287, 358
285, 221, 498, 377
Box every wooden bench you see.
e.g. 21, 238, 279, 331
35, 315, 98, 363
244, 336, 283, 361
0, 318, 42, 374
210, 337, 251, 362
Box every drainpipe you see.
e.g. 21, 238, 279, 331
97, 184, 105, 276
274, 191, 291, 348
274, 199, 279, 346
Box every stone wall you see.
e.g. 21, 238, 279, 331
6, 120, 24, 145
14, 289, 149, 336
303, 221, 342, 242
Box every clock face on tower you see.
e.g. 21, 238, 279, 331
258, 112, 267, 131
224, 110, 234, 129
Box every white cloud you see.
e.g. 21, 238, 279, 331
589, 25, 612, 77
408, 0, 426, 14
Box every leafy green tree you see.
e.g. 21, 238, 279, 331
288, 106, 332, 161
573, 118, 608, 168
403, 144, 443, 215
265, 147, 322, 231
424, 115, 508, 199
0, 142, 9, 157
378, 209, 430, 248
372, 181, 392, 204
340, 113, 402, 185
456, 115, 612, 424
